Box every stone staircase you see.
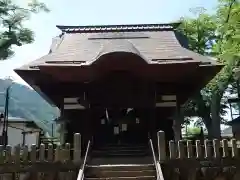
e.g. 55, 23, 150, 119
84, 164, 156, 180
83, 144, 156, 179
91, 144, 150, 157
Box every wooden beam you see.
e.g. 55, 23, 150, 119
161, 95, 177, 101
64, 97, 79, 103
64, 104, 86, 110
156, 102, 177, 107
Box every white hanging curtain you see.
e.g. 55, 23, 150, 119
105, 108, 110, 122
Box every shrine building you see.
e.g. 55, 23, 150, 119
14, 23, 222, 151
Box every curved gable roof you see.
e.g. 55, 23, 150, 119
16, 23, 217, 71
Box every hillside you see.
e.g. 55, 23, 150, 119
0, 78, 59, 135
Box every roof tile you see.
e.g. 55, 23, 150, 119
16, 24, 215, 70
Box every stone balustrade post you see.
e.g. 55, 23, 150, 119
157, 130, 166, 162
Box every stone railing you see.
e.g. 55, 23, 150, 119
0, 133, 82, 180
157, 131, 240, 180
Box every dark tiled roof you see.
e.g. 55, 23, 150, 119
16, 23, 217, 71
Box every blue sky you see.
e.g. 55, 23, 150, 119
0, 0, 218, 84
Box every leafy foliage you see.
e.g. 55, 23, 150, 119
0, 0, 49, 60
178, 8, 217, 55
179, 0, 240, 138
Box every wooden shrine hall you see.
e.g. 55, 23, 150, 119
15, 23, 222, 152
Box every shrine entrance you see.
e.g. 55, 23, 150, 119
88, 71, 153, 147
93, 108, 149, 147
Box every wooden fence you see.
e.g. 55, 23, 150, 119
0, 131, 240, 180
0, 133, 82, 180
157, 131, 240, 180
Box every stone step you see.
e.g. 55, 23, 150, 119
95, 144, 148, 150
84, 176, 156, 180
94, 146, 149, 151
85, 169, 156, 178
86, 164, 155, 171
91, 146, 150, 157
93, 149, 148, 153
93, 148, 148, 153
88, 157, 153, 165
85, 164, 156, 180
92, 152, 149, 157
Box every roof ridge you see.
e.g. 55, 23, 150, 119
56, 22, 181, 33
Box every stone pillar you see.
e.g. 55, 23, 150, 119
157, 130, 166, 161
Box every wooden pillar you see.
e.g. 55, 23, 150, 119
59, 107, 68, 145
87, 108, 94, 143
150, 108, 157, 148
173, 96, 182, 141
59, 122, 67, 144
173, 119, 182, 142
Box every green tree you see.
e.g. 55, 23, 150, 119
208, 0, 239, 138
179, 0, 240, 138
186, 127, 201, 135
0, 0, 49, 60
178, 8, 219, 138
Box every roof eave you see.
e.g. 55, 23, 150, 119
56, 22, 181, 33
